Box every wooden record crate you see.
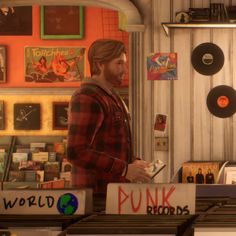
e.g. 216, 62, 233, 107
65, 214, 196, 235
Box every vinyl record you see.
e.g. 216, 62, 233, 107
191, 42, 224, 75
206, 85, 236, 118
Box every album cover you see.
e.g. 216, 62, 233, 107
61, 159, 72, 172
147, 52, 177, 80
12, 152, 28, 163
44, 161, 60, 172
0, 7, 32, 35
31, 152, 49, 162
182, 161, 220, 184
52, 102, 69, 130
225, 170, 236, 184
24, 46, 85, 82
14, 103, 40, 130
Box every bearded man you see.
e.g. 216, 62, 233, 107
67, 39, 151, 194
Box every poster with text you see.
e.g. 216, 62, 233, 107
147, 52, 177, 80
25, 47, 85, 82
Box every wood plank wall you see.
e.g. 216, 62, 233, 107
152, 0, 236, 181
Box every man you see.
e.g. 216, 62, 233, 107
67, 39, 151, 194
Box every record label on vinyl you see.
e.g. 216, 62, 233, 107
206, 85, 236, 118
191, 42, 224, 75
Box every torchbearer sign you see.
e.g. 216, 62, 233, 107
106, 183, 196, 215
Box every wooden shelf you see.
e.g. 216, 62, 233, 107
162, 22, 236, 36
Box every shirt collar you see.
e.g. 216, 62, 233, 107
82, 77, 113, 95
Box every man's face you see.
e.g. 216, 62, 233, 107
103, 53, 127, 87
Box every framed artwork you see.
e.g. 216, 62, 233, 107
0, 46, 6, 83
14, 103, 41, 130
40, 6, 84, 39
147, 52, 177, 80
25, 46, 85, 82
0, 6, 32, 35
0, 101, 4, 130
52, 102, 69, 130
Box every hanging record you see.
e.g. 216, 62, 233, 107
206, 85, 236, 118
191, 42, 224, 75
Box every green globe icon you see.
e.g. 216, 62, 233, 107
57, 193, 78, 215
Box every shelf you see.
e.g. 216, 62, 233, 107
162, 22, 236, 36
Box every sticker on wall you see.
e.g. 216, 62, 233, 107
154, 113, 167, 132
14, 103, 41, 130
147, 53, 177, 80
24, 47, 85, 82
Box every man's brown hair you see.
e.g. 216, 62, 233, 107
88, 39, 126, 76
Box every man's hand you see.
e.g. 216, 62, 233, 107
125, 161, 151, 183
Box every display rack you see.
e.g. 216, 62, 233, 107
162, 22, 236, 36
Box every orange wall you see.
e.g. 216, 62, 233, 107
0, 5, 128, 88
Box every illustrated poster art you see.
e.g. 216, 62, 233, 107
24, 47, 85, 82
147, 53, 177, 80
182, 162, 220, 184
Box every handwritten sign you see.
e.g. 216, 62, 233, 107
106, 183, 195, 215
0, 189, 92, 215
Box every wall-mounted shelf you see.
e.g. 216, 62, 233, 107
162, 22, 236, 36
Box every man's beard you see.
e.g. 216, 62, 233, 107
104, 66, 123, 87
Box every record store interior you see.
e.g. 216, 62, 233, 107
2, 0, 236, 235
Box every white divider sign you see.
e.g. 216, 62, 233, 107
106, 183, 196, 215
0, 189, 93, 215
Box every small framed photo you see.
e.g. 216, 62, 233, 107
0, 101, 4, 130
0, 46, 6, 83
52, 102, 69, 130
14, 103, 40, 130
40, 6, 84, 39
0, 7, 32, 35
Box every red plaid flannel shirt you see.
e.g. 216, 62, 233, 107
67, 80, 132, 194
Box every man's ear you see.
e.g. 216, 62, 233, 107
96, 62, 104, 71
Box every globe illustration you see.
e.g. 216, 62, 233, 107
57, 193, 78, 215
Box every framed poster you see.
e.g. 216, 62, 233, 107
0, 46, 6, 83
14, 103, 40, 130
0, 6, 32, 35
0, 101, 4, 130
147, 52, 177, 80
52, 102, 69, 130
24, 46, 85, 82
40, 6, 84, 39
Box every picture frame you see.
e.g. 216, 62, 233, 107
0, 101, 4, 130
0, 46, 6, 83
0, 6, 32, 35
52, 102, 69, 130
40, 6, 84, 39
14, 103, 41, 130
24, 46, 85, 82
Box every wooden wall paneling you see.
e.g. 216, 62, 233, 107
232, 29, 236, 160
171, 0, 192, 178
212, 29, 233, 161
152, 0, 171, 182
192, 29, 212, 161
